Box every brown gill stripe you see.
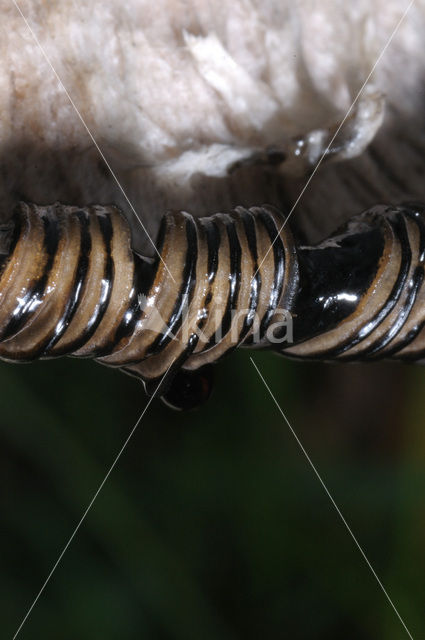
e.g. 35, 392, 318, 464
3, 202, 425, 398
53, 208, 113, 355
0, 204, 51, 343
283, 209, 401, 359
41, 209, 92, 356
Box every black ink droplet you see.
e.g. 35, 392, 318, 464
161, 365, 214, 411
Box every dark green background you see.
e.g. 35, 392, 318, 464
1, 351, 423, 638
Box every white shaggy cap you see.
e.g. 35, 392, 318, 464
1, 0, 424, 251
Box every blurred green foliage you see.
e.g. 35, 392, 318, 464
1, 351, 424, 638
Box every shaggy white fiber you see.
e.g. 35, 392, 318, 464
1, 0, 425, 250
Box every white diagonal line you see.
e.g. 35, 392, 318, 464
254, 0, 415, 278
250, 357, 414, 640
11, 363, 172, 640
11, 0, 175, 283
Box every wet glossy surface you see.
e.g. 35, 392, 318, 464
2, 202, 425, 408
